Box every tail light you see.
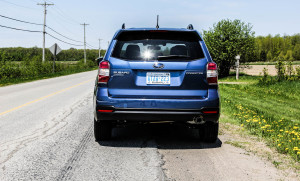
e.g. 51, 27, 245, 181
207, 62, 218, 85
98, 61, 110, 83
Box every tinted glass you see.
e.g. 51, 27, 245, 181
112, 31, 205, 61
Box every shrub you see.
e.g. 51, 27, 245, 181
275, 56, 286, 81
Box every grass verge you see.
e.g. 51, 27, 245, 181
219, 73, 260, 83
220, 79, 300, 162
0, 67, 97, 87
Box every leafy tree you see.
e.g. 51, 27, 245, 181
285, 50, 294, 61
260, 50, 267, 61
267, 51, 273, 61
293, 44, 300, 60
278, 51, 285, 61
203, 19, 255, 77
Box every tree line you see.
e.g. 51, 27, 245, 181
203, 19, 300, 77
0, 47, 106, 82
0, 47, 106, 62
255, 34, 300, 61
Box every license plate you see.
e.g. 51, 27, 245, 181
146, 72, 170, 84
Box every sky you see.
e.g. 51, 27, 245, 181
0, 0, 299, 49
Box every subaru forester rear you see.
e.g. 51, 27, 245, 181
93, 25, 220, 142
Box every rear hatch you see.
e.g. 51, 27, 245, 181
107, 30, 208, 99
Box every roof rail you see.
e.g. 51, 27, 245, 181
122, 23, 125, 29
187, 24, 194, 30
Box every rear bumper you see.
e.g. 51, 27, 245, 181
94, 107, 219, 123
94, 87, 220, 124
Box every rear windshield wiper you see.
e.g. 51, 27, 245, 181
157, 55, 189, 60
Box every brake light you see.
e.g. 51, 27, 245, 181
207, 62, 218, 85
98, 61, 110, 83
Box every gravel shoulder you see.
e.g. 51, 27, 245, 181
158, 122, 299, 181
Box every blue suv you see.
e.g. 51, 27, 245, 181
93, 24, 220, 142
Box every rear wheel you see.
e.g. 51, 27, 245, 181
198, 122, 219, 143
94, 119, 112, 141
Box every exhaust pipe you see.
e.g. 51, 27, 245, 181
188, 116, 205, 125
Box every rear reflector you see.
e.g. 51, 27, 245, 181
97, 110, 114, 112
203, 111, 218, 114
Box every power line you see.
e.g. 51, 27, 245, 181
0, 24, 83, 46
86, 44, 97, 49
47, 33, 83, 47
49, 6, 80, 25
47, 11, 79, 36
86, 43, 97, 49
46, 26, 83, 43
0, 24, 42, 32
0, 0, 38, 10
0, 14, 43, 25
0, 13, 83, 44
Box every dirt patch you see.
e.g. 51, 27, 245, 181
240, 65, 300, 76
219, 82, 249, 84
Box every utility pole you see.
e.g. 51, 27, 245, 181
80, 23, 89, 64
235, 55, 241, 80
107, 41, 110, 49
98, 38, 102, 57
38, 2, 54, 63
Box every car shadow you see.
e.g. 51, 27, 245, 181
97, 123, 222, 149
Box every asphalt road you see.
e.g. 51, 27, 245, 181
0, 70, 289, 181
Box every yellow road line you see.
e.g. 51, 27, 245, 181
0, 79, 92, 116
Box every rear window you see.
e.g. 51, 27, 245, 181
111, 31, 205, 61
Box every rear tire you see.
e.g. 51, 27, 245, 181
94, 119, 112, 141
198, 122, 219, 143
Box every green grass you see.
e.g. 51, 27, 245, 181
11, 61, 79, 65
219, 73, 260, 83
220, 80, 300, 161
242, 60, 300, 65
